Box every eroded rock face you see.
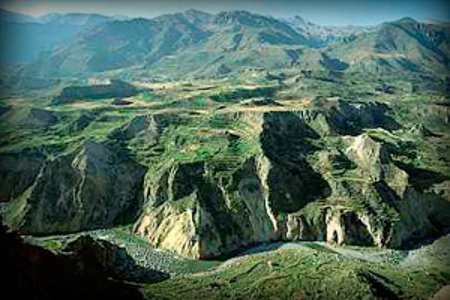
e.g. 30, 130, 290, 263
325, 209, 374, 246
134, 110, 450, 258
390, 185, 450, 248
318, 134, 450, 249
5, 141, 146, 234
135, 156, 278, 259
0, 150, 46, 202
345, 134, 410, 193
134, 112, 333, 258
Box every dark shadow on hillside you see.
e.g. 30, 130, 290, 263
260, 112, 331, 213
393, 161, 448, 192
327, 100, 401, 136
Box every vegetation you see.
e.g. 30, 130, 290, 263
143, 236, 450, 299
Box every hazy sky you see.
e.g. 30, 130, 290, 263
1, 0, 449, 26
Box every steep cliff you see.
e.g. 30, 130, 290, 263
134, 102, 450, 258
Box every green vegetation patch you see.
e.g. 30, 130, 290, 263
142, 244, 449, 299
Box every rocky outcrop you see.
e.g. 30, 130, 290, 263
5, 141, 146, 234
345, 134, 409, 189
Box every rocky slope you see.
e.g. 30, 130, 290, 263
133, 101, 450, 258
4, 140, 146, 234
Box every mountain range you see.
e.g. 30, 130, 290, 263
1, 9, 449, 89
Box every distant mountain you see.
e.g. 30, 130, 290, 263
0, 10, 114, 65
211, 10, 310, 46
16, 10, 315, 82
18, 13, 211, 80
285, 16, 372, 46
38, 12, 112, 27
0, 9, 37, 23
328, 17, 450, 75
0, 21, 78, 65
3, 9, 449, 88
176, 9, 214, 27
151, 10, 315, 77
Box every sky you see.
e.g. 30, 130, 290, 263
1, 0, 449, 26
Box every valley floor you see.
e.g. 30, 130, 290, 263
27, 228, 450, 299
142, 235, 450, 299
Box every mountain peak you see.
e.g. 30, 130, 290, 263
292, 15, 315, 27
184, 9, 211, 17
182, 9, 213, 25
214, 10, 279, 28
394, 17, 418, 24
